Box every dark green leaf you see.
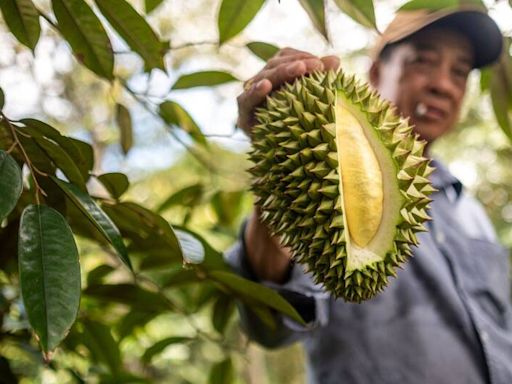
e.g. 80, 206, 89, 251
16, 132, 56, 174
19, 119, 91, 181
145, 0, 165, 13
51, 177, 132, 270
333, 0, 377, 30
159, 101, 207, 146
18, 204, 80, 354
97, 173, 130, 200
0, 0, 41, 51
217, 0, 266, 45
246, 41, 279, 61
248, 304, 277, 330
0, 150, 23, 222
95, 0, 165, 71
115, 104, 133, 155
142, 336, 193, 363
489, 43, 512, 142
86, 264, 115, 286
161, 268, 200, 288
80, 318, 121, 376
157, 183, 204, 212
0, 88, 4, 110
208, 357, 234, 384
33, 136, 86, 191
208, 271, 305, 325
0, 356, 18, 384
398, 0, 458, 11
52, 0, 114, 80
299, 0, 328, 40
172, 71, 238, 90
212, 294, 235, 334
84, 284, 170, 312
480, 68, 491, 92
69, 138, 94, 179
117, 310, 158, 340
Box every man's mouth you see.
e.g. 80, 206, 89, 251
415, 102, 448, 122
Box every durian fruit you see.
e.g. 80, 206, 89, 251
248, 70, 435, 302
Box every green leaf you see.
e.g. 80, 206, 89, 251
142, 336, 193, 363
333, 0, 377, 30
52, 0, 114, 80
157, 183, 204, 212
208, 271, 305, 325
145, 0, 165, 13
398, 0, 458, 11
95, 0, 165, 71
211, 190, 245, 227
86, 264, 114, 286
248, 304, 277, 330
115, 104, 133, 155
0, 0, 41, 51
0, 356, 18, 384
117, 310, 158, 340
97, 173, 130, 200
0, 88, 4, 110
20, 119, 91, 181
84, 284, 170, 312
70, 138, 94, 179
158, 101, 206, 146
217, 0, 266, 45
18, 204, 80, 354
299, 0, 328, 40
208, 357, 234, 384
0, 150, 23, 222
212, 294, 235, 334
489, 41, 512, 142
80, 318, 121, 376
51, 177, 132, 270
171, 71, 238, 90
246, 41, 279, 61
33, 136, 86, 191
161, 268, 200, 288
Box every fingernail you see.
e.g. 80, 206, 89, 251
255, 80, 265, 90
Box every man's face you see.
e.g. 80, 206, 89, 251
370, 28, 474, 145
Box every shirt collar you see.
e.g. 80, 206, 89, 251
429, 159, 463, 198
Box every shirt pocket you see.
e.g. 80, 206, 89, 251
459, 238, 510, 323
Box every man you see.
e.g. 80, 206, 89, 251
227, 6, 511, 384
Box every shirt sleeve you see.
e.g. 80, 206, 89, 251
223, 221, 331, 348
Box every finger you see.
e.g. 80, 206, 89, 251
321, 55, 341, 71
275, 47, 311, 58
254, 58, 325, 89
237, 78, 272, 134
265, 52, 317, 70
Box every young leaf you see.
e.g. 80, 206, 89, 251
142, 336, 193, 363
208, 357, 234, 384
115, 104, 133, 155
52, 0, 114, 80
171, 71, 238, 90
18, 204, 81, 354
51, 177, 132, 270
217, 0, 266, 45
333, 0, 377, 30
158, 101, 207, 146
208, 270, 305, 325
299, 0, 328, 41
97, 173, 130, 200
246, 41, 279, 61
80, 318, 122, 376
95, 0, 165, 71
157, 183, 204, 212
399, 0, 459, 11
0, 150, 23, 221
0, 0, 41, 51
145, 0, 165, 13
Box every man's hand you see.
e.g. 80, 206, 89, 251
237, 47, 340, 135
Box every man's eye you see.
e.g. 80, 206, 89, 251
453, 68, 469, 78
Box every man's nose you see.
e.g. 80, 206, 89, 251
428, 64, 457, 98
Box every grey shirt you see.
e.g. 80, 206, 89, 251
225, 161, 512, 384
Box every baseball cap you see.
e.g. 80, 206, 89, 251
372, 6, 503, 68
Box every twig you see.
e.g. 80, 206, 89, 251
1, 114, 47, 204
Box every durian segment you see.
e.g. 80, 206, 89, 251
335, 101, 383, 248
249, 70, 434, 303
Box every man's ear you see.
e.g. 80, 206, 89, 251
369, 61, 380, 88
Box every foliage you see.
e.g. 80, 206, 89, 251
0, 0, 510, 382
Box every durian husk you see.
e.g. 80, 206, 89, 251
248, 70, 435, 303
